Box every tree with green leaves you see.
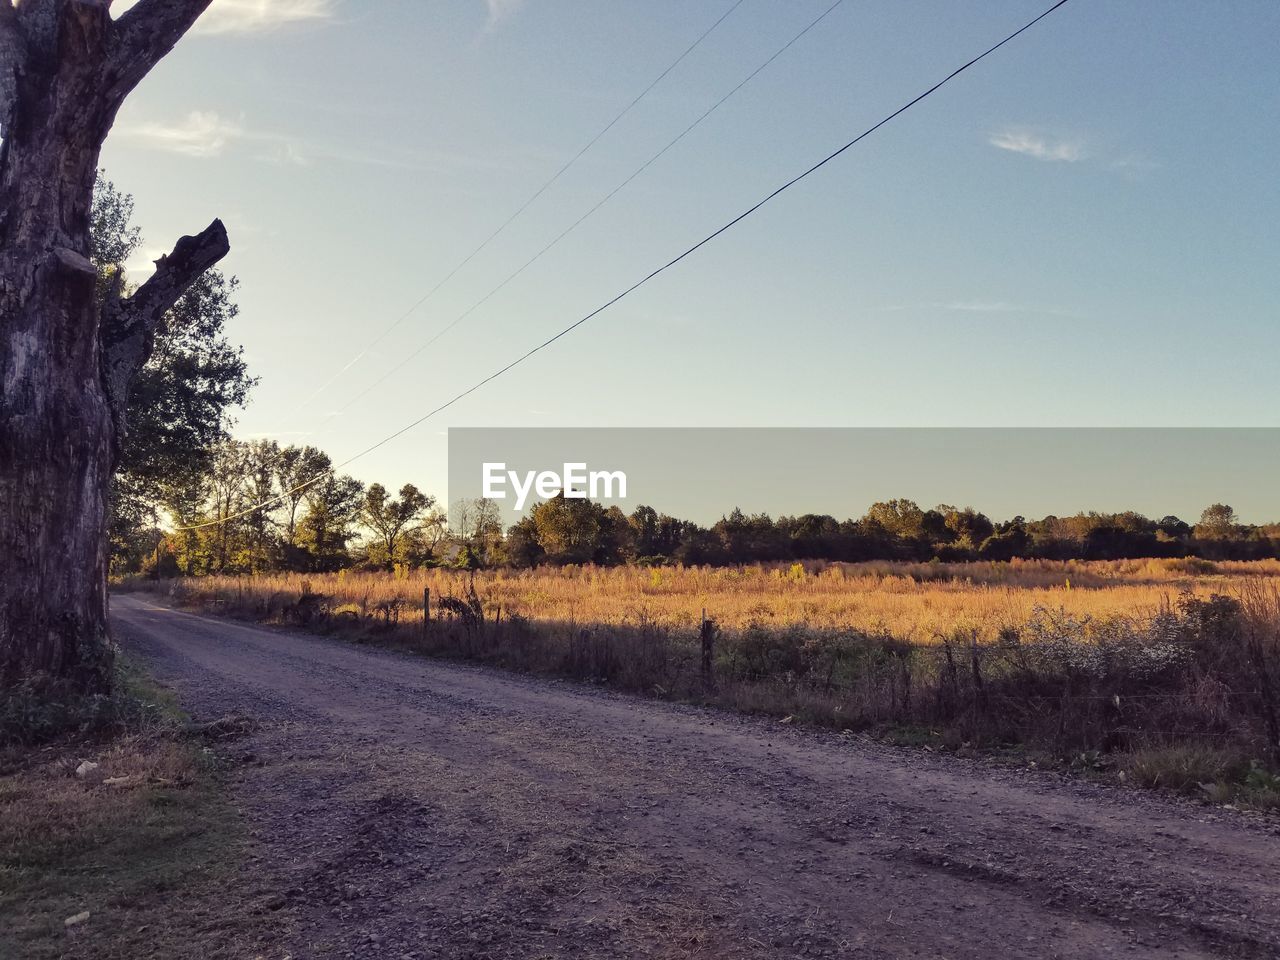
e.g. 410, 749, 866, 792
298, 473, 365, 571
274, 445, 333, 548
1195, 503, 1240, 541
863, 499, 927, 540
92, 176, 254, 574
360, 483, 436, 569
452, 498, 505, 568
505, 515, 544, 568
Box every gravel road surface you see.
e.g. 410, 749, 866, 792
111, 594, 1280, 960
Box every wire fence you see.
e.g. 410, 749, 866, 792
165, 572, 1280, 761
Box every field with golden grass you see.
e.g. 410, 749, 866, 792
173, 557, 1280, 643
137, 561, 1280, 807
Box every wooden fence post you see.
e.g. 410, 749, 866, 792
700, 609, 717, 692
969, 634, 986, 735
422, 587, 431, 638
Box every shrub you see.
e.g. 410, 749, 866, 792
0, 666, 168, 750
1122, 744, 1252, 794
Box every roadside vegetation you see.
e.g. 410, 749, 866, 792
91, 172, 1280, 813
89, 172, 1280, 813
116, 476, 1280, 577
0, 661, 272, 959
126, 559, 1280, 812
142, 556, 1278, 641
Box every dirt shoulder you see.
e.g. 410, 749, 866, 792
0, 660, 283, 960
111, 593, 1280, 959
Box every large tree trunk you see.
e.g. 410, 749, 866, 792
0, 0, 225, 692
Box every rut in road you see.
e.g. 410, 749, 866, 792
111, 594, 1280, 960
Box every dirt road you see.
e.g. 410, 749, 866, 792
111, 594, 1280, 959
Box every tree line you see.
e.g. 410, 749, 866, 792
115, 437, 445, 576
484, 496, 1280, 568
116, 466, 1280, 576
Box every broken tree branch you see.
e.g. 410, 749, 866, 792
101, 217, 229, 425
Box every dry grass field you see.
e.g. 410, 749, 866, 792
171, 557, 1280, 643
137, 559, 1280, 807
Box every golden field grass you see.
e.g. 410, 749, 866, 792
171, 557, 1280, 643
139, 561, 1280, 807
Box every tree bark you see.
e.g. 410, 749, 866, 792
0, 0, 222, 691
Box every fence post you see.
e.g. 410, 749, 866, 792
422, 587, 430, 638
700, 609, 717, 692
969, 635, 986, 736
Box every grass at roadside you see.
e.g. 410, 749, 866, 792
130, 557, 1280, 644
131, 565, 1280, 815
0, 660, 276, 959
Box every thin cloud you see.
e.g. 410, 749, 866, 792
945, 300, 1021, 313
199, 0, 336, 34
883, 301, 1082, 320
1110, 154, 1161, 175
121, 110, 436, 171
257, 141, 313, 167
283, 142, 436, 171
485, 0, 525, 27
947, 301, 1082, 319
112, 0, 337, 34
989, 130, 1084, 163
124, 111, 244, 157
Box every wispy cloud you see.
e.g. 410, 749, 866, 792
990, 127, 1160, 179
1109, 154, 1161, 175
120, 110, 441, 171
255, 139, 433, 171
945, 300, 1022, 313
946, 300, 1082, 319
989, 129, 1084, 163
883, 300, 1083, 320
113, 0, 338, 35
484, 0, 525, 28
124, 111, 244, 157
256, 141, 312, 167
200, 0, 337, 34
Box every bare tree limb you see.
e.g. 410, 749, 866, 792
101, 218, 229, 425
107, 0, 212, 103
127, 218, 230, 323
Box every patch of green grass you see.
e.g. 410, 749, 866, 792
115, 654, 185, 722
1117, 744, 1280, 811
0, 655, 178, 752
0, 663, 276, 959
1121, 744, 1251, 794
1236, 762, 1280, 811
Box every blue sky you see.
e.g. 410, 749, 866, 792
101, 1, 1280, 506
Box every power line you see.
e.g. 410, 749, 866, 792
280, 0, 747, 422
304, 0, 846, 433
177, 0, 1073, 532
